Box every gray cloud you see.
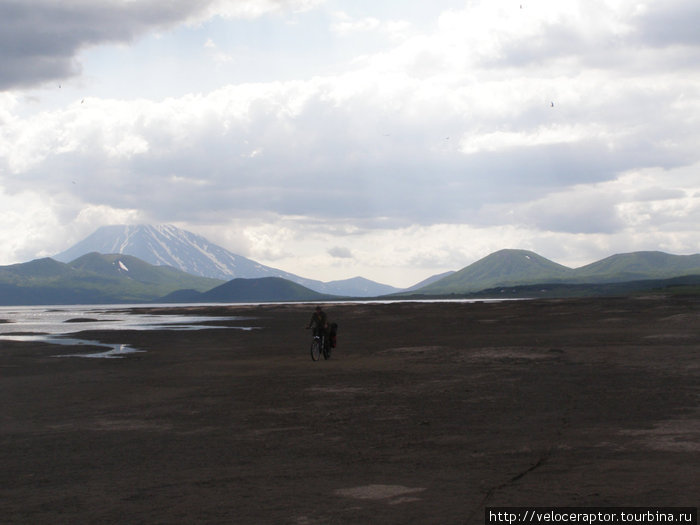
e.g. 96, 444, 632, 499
489, 0, 700, 72
634, 0, 700, 48
328, 246, 352, 258
632, 187, 686, 202
0, 1, 230, 90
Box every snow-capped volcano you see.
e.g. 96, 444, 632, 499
53, 224, 402, 297
53, 225, 297, 281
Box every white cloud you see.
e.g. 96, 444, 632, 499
0, 189, 60, 262
459, 123, 616, 154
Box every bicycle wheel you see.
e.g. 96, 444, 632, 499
310, 338, 321, 361
322, 337, 331, 360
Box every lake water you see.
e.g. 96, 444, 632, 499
0, 304, 256, 359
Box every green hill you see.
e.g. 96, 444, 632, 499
417, 249, 574, 294
68, 253, 223, 296
410, 249, 700, 296
162, 277, 334, 303
0, 257, 76, 280
572, 251, 700, 282
461, 275, 700, 299
0, 254, 224, 305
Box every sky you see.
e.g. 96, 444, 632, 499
1, 0, 699, 287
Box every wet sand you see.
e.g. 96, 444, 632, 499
1, 296, 698, 524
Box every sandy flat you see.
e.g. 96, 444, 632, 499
1, 296, 698, 524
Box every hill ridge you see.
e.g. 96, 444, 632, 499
0, 253, 223, 305
416, 249, 700, 294
162, 277, 335, 303
417, 249, 573, 294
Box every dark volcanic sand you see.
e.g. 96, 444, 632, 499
1, 296, 698, 524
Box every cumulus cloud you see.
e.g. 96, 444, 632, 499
2, 12, 698, 228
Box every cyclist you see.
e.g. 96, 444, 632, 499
306, 306, 329, 346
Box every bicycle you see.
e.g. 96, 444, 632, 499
310, 331, 331, 361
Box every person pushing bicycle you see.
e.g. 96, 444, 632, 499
306, 306, 338, 361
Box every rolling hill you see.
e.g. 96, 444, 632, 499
416, 249, 574, 294
0, 253, 224, 305
413, 249, 700, 295
572, 251, 700, 282
161, 277, 334, 303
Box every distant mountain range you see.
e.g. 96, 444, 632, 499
0, 252, 339, 306
53, 225, 401, 297
0, 225, 697, 305
1, 248, 698, 306
413, 249, 700, 295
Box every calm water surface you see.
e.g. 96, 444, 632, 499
0, 304, 256, 358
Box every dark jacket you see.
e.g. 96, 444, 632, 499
308, 310, 328, 335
